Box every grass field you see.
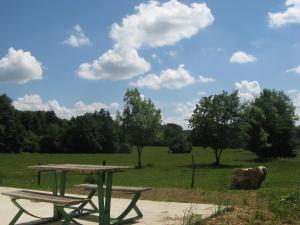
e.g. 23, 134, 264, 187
1, 147, 300, 224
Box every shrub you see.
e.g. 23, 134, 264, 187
83, 175, 96, 184
118, 142, 132, 153
169, 139, 192, 154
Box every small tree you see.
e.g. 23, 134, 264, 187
119, 88, 161, 168
189, 91, 241, 165
244, 89, 297, 158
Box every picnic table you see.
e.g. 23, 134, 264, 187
4, 164, 147, 225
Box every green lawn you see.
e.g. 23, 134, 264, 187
0, 146, 299, 194
2, 147, 300, 224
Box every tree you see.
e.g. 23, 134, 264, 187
0, 94, 24, 153
244, 89, 297, 158
163, 123, 184, 146
63, 110, 120, 153
189, 91, 241, 165
119, 88, 161, 168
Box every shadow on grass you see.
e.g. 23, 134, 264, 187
239, 157, 273, 163
0, 171, 3, 186
178, 163, 242, 169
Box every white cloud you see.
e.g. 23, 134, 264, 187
286, 89, 300, 124
197, 91, 207, 96
163, 99, 198, 129
168, 50, 178, 58
230, 51, 257, 64
77, 46, 151, 80
286, 89, 298, 94
110, 0, 214, 49
130, 64, 215, 90
0, 48, 43, 84
12, 94, 49, 111
78, 1, 214, 81
13, 94, 120, 119
151, 53, 162, 64
197, 75, 215, 83
234, 80, 261, 102
287, 65, 300, 74
268, 0, 300, 28
63, 24, 91, 47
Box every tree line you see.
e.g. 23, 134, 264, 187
1, 88, 300, 167
0, 90, 185, 156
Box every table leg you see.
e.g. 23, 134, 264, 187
60, 171, 67, 196
52, 171, 58, 217
97, 172, 113, 225
104, 172, 113, 225
97, 173, 105, 225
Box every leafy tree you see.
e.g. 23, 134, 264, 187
119, 88, 161, 168
244, 89, 297, 158
163, 123, 184, 146
169, 139, 192, 154
0, 94, 24, 152
189, 91, 241, 165
63, 110, 120, 153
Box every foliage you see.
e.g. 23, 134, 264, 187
169, 138, 192, 154
244, 89, 297, 158
163, 123, 184, 145
0, 94, 24, 153
118, 88, 161, 168
118, 142, 132, 153
189, 91, 241, 165
63, 110, 120, 153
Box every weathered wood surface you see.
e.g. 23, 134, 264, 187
2, 190, 88, 206
76, 184, 152, 192
29, 164, 132, 173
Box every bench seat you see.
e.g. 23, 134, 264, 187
2, 190, 88, 206
75, 184, 152, 193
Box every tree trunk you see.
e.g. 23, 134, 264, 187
137, 146, 143, 168
214, 148, 223, 166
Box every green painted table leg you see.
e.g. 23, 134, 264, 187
104, 172, 113, 225
60, 171, 67, 196
52, 171, 58, 217
97, 173, 105, 225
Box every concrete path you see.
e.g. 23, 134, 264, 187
0, 187, 227, 225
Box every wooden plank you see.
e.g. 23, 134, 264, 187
2, 190, 88, 206
29, 164, 132, 173
76, 184, 152, 192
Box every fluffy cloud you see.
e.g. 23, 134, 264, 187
0, 48, 43, 84
230, 51, 257, 64
268, 0, 300, 28
163, 99, 198, 129
287, 65, 300, 74
168, 50, 178, 58
110, 0, 214, 49
77, 46, 151, 80
285, 89, 300, 124
130, 64, 215, 90
78, 0, 214, 81
234, 80, 261, 102
13, 94, 120, 119
63, 24, 91, 47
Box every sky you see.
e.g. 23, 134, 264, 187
1, 0, 300, 128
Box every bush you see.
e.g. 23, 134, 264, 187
83, 175, 96, 184
118, 142, 132, 153
169, 139, 192, 154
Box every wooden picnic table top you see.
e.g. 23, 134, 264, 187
28, 164, 133, 173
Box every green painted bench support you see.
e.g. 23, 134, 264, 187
4, 190, 88, 225
76, 184, 151, 225
8, 199, 81, 225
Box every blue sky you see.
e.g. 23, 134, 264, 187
1, 0, 300, 128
